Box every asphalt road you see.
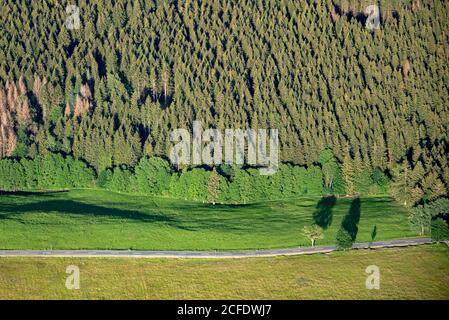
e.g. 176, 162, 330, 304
0, 238, 434, 258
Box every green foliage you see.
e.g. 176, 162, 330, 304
336, 228, 353, 250
97, 170, 112, 189
411, 198, 449, 236
290, 165, 324, 196
218, 164, 235, 182
302, 225, 324, 247
371, 168, 390, 194
103, 166, 133, 193
391, 162, 421, 207
319, 149, 340, 193
0, 159, 26, 191
431, 219, 449, 242
50, 105, 63, 124
371, 225, 377, 243
409, 206, 432, 236
0, 154, 94, 191
11, 128, 30, 158
169, 168, 210, 202
425, 198, 449, 218
319, 149, 346, 195
207, 167, 220, 204
65, 156, 97, 188
0, 151, 392, 204
134, 157, 171, 195
354, 165, 375, 195
341, 152, 354, 195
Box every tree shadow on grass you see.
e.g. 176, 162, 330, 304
132, 200, 306, 233
313, 196, 337, 230
0, 199, 259, 232
0, 190, 69, 196
0, 197, 306, 234
341, 197, 361, 241
161, 201, 295, 232
0, 200, 175, 224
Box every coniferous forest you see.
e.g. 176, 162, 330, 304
0, 0, 448, 209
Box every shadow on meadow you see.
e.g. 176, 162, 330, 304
0, 190, 69, 196
0, 199, 175, 224
341, 198, 362, 240
0, 198, 270, 233
0, 195, 312, 233
313, 196, 337, 230
157, 201, 307, 232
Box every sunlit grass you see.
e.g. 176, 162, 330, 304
0, 245, 447, 299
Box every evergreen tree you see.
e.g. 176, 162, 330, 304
341, 151, 354, 195
207, 167, 220, 205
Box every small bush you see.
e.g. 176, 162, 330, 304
336, 228, 353, 250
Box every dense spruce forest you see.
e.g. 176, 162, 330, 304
0, 1, 448, 210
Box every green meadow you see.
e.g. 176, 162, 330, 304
0, 189, 416, 250
0, 245, 448, 299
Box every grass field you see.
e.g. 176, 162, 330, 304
0, 189, 416, 250
0, 245, 448, 299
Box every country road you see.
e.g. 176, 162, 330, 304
0, 238, 434, 258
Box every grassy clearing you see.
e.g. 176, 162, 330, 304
0, 189, 416, 250
0, 245, 448, 299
